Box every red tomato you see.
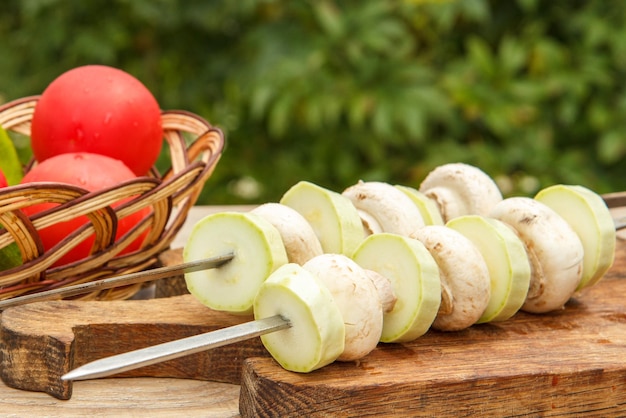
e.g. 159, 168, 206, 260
0, 169, 7, 188
21, 152, 151, 267
31, 65, 163, 176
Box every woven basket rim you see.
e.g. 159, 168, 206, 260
0, 95, 226, 301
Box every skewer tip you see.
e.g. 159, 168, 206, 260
61, 363, 108, 381
61, 369, 83, 381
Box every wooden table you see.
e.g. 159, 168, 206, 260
0, 378, 240, 417
1, 205, 625, 417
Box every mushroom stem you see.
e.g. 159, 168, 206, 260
438, 281, 454, 316
364, 269, 397, 314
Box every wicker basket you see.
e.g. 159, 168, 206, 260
0, 96, 225, 301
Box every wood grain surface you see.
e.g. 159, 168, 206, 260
238, 242, 626, 417
0, 378, 240, 417
0, 293, 267, 400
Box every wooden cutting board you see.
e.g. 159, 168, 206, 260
239, 243, 626, 417
0, 293, 268, 400
1, 237, 625, 415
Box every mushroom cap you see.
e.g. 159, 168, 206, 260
411, 225, 491, 331
303, 254, 383, 361
490, 197, 584, 313
251, 203, 323, 265
342, 180, 425, 237
419, 163, 503, 222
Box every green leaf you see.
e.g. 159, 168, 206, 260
598, 131, 626, 164
516, 0, 539, 13
499, 36, 526, 74
320, 94, 342, 127
399, 103, 425, 142
348, 94, 372, 129
467, 36, 496, 78
0, 242, 23, 271
301, 95, 324, 131
268, 93, 295, 139
372, 99, 393, 138
0, 126, 23, 185
313, 1, 344, 38
250, 85, 274, 121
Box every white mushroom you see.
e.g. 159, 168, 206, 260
419, 163, 503, 222
410, 225, 491, 331
251, 203, 323, 265
303, 254, 383, 361
342, 181, 426, 236
489, 197, 584, 313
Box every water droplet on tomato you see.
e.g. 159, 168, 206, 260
104, 112, 112, 125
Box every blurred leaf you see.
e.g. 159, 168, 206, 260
268, 93, 295, 139
313, 1, 344, 38
348, 93, 373, 130
516, 0, 539, 12
3, 0, 626, 202
301, 94, 324, 131
321, 93, 342, 127
250, 85, 274, 121
372, 98, 394, 138
399, 104, 425, 142
598, 131, 626, 164
499, 36, 527, 75
467, 36, 496, 78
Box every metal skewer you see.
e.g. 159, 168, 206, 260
62, 314, 291, 381
33, 194, 626, 381
0, 252, 234, 311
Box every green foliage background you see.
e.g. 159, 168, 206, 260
2, 0, 626, 204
